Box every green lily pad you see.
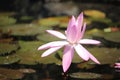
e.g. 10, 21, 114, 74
20, 16, 34, 21
92, 31, 120, 42
88, 17, 112, 24
69, 72, 102, 79
84, 10, 106, 18
38, 16, 70, 28
57, 47, 120, 64
0, 68, 24, 79
0, 16, 16, 26
0, 55, 20, 65
87, 47, 120, 64
37, 32, 61, 42
15, 41, 61, 65
0, 24, 51, 36
0, 43, 20, 56
86, 28, 104, 37
102, 31, 120, 42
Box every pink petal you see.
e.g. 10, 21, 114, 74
66, 16, 78, 43
46, 30, 66, 39
38, 41, 68, 50
115, 63, 120, 68
62, 45, 74, 72
41, 46, 62, 57
66, 25, 77, 43
76, 12, 83, 30
115, 66, 120, 68
74, 44, 89, 61
76, 23, 86, 42
80, 23, 86, 39
67, 16, 76, 32
79, 39, 101, 44
115, 63, 120, 66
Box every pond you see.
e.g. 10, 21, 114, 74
0, 0, 120, 80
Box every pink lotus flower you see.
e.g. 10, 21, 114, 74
114, 63, 120, 68
38, 12, 100, 72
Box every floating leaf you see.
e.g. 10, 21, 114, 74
0, 43, 20, 56
0, 68, 24, 79
38, 16, 70, 28
102, 31, 120, 42
84, 10, 106, 18
15, 41, 61, 65
88, 17, 112, 24
37, 33, 60, 42
93, 31, 120, 42
0, 55, 20, 65
86, 28, 104, 37
0, 16, 16, 26
0, 24, 51, 36
38, 17, 59, 27
87, 47, 120, 64
57, 47, 120, 64
84, 18, 92, 25
19, 16, 34, 22
69, 72, 102, 79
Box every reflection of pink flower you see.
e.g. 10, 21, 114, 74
115, 63, 120, 68
38, 12, 100, 72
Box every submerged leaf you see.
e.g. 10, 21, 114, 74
0, 68, 24, 79
70, 72, 102, 79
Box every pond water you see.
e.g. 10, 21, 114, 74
0, 1, 120, 80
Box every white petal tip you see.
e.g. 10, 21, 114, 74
41, 54, 46, 57
63, 67, 68, 72
38, 46, 44, 50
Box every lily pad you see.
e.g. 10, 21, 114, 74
0, 24, 51, 36
84, 10, 106, 18
0, 55, 20, 65
87, 47, 120, 64
37, 32, 61, 42
93, 31, 120, 42
0, 43, 20, 56
69, 72, 102, 79
15, 41, 61, 65
57, 47, 120, 64
101, 31, 120, 42
86, 28, 104, 37
88, 17, 112, 24
38, 16, 70, 28
0, 68, 24, 79
19, 16, 34, 22
0, 16, 16, 26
